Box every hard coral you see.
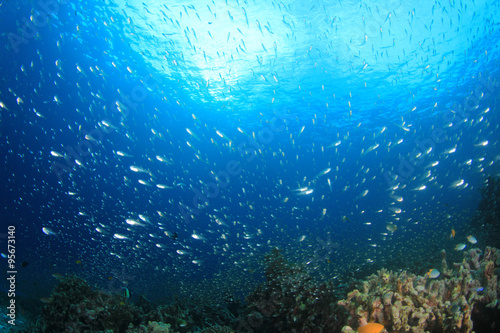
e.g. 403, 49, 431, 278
147, 321, 174, 333
338, 247, 500, 333
125, 321, 176, 333
40, 275, 141, 333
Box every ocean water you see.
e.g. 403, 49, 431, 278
1, 0, 499, 328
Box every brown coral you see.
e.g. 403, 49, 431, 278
338, 246, 500, 333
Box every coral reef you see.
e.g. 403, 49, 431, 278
125, 321, 175, 333
26, 246, 500, 332
38, 275, 239, 332
200, 324, 234, 333
144, 297, 238, 332
40, 275, 142, 332
338, 246, 500, 333
244, 248, 346, 332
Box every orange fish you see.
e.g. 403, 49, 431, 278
359, 323, 384, 333
450, 229, 455, 238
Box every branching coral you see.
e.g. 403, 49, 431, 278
338, 247, 500, 333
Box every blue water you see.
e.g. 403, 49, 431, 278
1, 0, 499, 305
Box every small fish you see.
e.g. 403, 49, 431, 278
126, 219, 146, 227
443, 146, 457, 154
386, 224, 397, 232
129, 165, 152, 175
42, 227, 58, 236
314, 167, 331, 179
185, 128, 200, 140
362, 143, 379, 156
455, 243, 467, 251
357, 189, 369, 199
427, 269, 440, 279
450, 179, 465, 188
122, 287, 131, 299
177, 319, 187, 327
191, 233, 205, 240
138, 179, 153, 186
294, 187, 314, 195
450, 228, 455, 238
164, 231, 178, 240
113, 233, 129, 240
467, 235, 477, 244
